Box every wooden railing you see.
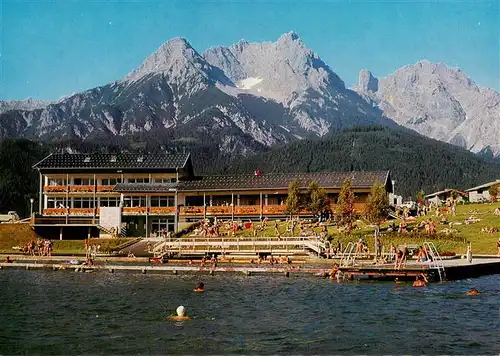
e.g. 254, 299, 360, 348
97, 185, 116, 192
180, 206, 204, 216
234, 205, 261, 215
69, 208, 95, 216
263, 205, 287, 215
44, 186, 67, 192
149, 207, 176, 215
206, 206, 232, 215
123, 207, 147, 215
42, 204, 367, 218
43, 208, 68, 216
69, 185, 95, 192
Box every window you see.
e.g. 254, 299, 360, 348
151, 218, 175, 234
84, 157, 91, 163
73, 198, 94, 208
123, 196, 145, 207
153, 177, 177, 183
150, 196, 175, 207
73, 178, 93, 185
47, 198, 67, 209
110, 155, 117, 162
137, 156, 144, 163
48, 178, 66, 186
101, 178, 121, 185
99, 197, 120, 207
127, 177, 150, 183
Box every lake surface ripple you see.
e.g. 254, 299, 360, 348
0, 270, 498, 354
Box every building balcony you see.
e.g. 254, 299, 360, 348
43, 208, 68, 216
149, 207, 176, 215
97, 185, 116, 192
123, 207, 147, 215
262, 205, 287, 215
234, 205, 261, 215
44, 186, 68, 193
179, 206, 204, 216
69, 208, 95, 216
206, 206, 232, 215
69, 185, 95, 193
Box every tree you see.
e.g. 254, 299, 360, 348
365, 182, 390, 228
307, 180, 328, 218
334, 178, 356, 233
416, 190, 425, 205
488, 183, 500, 202
285, 179, 301, 217
0, 139, 48, 218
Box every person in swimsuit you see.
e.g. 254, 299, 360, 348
168, 306, 191, 321
193, 281, 205, 293
412, 274, 428, 287
466, 288, 483, 296
329, 263, 339, 280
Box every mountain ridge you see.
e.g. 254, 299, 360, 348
1, 33, 498, 157
0, 33, 389, 157
354, 60, 500, 155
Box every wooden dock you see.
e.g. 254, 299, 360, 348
1, 257, 499, 282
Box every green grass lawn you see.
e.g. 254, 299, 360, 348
409, 201, 500, 254
51, 238, 137, 254
0, 225, 136, 256
178, 202, 500, 255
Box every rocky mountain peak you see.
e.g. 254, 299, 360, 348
203, 32, 343, 106
0, 98, 54, 115
124, 37, 206, 82
354, 60, 500, 155
358, 70, 379, 93
277, 31, 301, 43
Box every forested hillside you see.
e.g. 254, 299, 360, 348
1, 126, 499, 216
0, 139, 48, 217
217, 126, 500, 198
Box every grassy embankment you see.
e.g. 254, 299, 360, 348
182, 202, 500, 254
0, 224, 136, 255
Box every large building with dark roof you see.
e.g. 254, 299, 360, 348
32, 152, 393, 239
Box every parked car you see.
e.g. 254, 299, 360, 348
0, 211, 20, 222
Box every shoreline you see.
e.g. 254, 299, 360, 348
2, 255, 499, 282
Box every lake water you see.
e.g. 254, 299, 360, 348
0, 270, 498, 355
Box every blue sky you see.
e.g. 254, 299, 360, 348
1, 0, 498, 100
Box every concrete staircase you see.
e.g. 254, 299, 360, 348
150, 235, 328, 259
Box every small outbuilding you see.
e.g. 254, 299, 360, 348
425, 189, 468, 206
465, 180, 500, 203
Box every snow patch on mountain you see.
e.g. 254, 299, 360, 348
238, 77, 263, 90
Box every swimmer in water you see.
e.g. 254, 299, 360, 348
412, 274, 428, 287
466, 288, 483, 296
168, 306, 191, 321
193, 281, 205, 292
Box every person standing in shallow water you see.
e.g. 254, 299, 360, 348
466, 243, 472, 263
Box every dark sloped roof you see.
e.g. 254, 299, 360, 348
115, 183, 179, 192
33, 153, 191, 170
179, 171, 390, 191
113, 171, 390, 192
425, 189, 468, 198
465, 179, 500, 192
